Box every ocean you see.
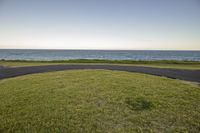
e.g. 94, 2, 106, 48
0, 49, 200, 61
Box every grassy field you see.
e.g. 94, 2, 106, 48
0, 70, 200, 132
1, 59, 200, 70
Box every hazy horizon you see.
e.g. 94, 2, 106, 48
0, 0, 200, 50
0, 48, 200, 51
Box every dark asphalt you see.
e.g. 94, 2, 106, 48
0, 65, 200, 83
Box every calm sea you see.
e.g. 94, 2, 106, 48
0, 49, 200, 61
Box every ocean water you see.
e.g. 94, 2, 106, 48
0, 49, 200, 61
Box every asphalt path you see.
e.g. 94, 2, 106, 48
0, 64, 200, 83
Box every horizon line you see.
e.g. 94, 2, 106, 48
0, 48, 200, 51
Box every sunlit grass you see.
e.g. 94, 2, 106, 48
0, 59, 200, 70
0, 70, 200, 132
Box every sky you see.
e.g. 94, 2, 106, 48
0, 0, 199, 50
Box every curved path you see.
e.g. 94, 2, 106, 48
0, 64, 200, 83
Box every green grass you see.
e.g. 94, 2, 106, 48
0, 60, 65, 67
1, 59, 200, 70
128, 63, 200, 70
0, 70, 200, 132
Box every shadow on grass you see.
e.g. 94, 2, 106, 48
125, 97, 154, 111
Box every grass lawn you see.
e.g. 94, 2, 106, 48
0, 59, 200, 70
0, 70, 200, 132
0, 60, 65, 67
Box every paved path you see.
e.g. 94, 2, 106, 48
0, 66, 6, 69
0, 65, 200, 83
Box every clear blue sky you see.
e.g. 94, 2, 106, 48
0, 0, 199, 50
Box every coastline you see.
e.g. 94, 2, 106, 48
1, 59, 200, 70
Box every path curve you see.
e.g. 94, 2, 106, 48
0, 65, 200, 83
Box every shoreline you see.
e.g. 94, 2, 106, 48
1, 59, 200, 70
1, 59, 200, 64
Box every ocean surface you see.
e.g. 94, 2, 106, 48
0, 49, 200, 61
